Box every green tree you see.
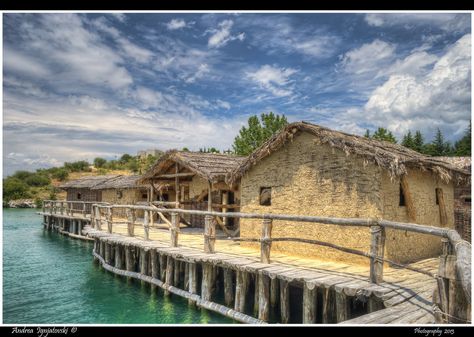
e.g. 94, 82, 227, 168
25, 174, 50, 187
454, 122, 471, 156
371, 127, 397, 144
182, 147, 190, 152
3, 177, 31, 201
232, 112, 288, 155
12, 170, 34, 180
93, 157, 107, 168
64, 160, 91, 172
119, 154, 133, 163
51, 168, 69, 181
425, 128, 453, 156
364, 129, 370, 138
413, 131, 425, 153
401, 130, 415, 149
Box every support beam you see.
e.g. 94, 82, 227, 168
234, 270, 249, 313
208, 181, 212, 212
159, 254, 167, 281
201, 263, 215, 302
107, 207, 113, 233
224, 268, 234, 308
321, 287, 330, 323
400, 175, 416, 221
188, 262, 197, 305
222, 192, 228, 227
280, 280, 290, 324
303, 283, 317, 324
436, 188, 448, 226
204, 215, 216, 253
143, 210, 149, 241
258, 273, 270, 321
174, 259, 181, 289
150, 249, 158, 279
126, 208, 135, 237
164, 256, 174, 296
369, 225, 385, 284
335, 291, 350, 323
139, 248, 148, 275
114, 244, 123, 269
175, 164, 180, 209
270, 277, 279, 309
157, 172, 196, 179
170, 212, 179, 247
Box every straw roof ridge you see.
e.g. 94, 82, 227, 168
91, 175, 146, 190
227, 121, 470, 185
59, 175, 122, 189
140, 150, 247, 183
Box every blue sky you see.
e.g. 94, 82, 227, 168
2, 12, 471, 176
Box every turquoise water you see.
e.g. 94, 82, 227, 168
2, 208, 233, 324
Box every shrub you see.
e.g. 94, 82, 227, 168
3, 177, 31, 201
25, 174, 50, 187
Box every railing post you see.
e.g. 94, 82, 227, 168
170, 212, 179, 247
60, 201, 64, 215
126, 208, 135, 237
82, 202, 86, 217
204, 215, 215, 253
261, 218, 273, 264
107, 207, 113, 234
144, 209, 150, 241
370, 223, 385, 284
96, 207, 102, 231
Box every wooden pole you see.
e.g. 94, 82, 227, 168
222, 192, 228, 227
126, 208, 135, 237
369, 224, 385, 284
188, 262, 197, 305
140, 248, 148, 275
115, 244, 123, 269
400, 175, 416, 221
335, 291, 350, 322
107, 207, 113, 234
303, 283, 317, 323
270, 277, 279, 309
321, 287, 331, 323
125, 246, 134, 272
437, 188, 448, 226
164, 256, 174, 296
261, 219, 273, 264
150, 249, 158, 279
174, 259, 180, 289
82, 201, 86, 217
144, 209, 149, 241
258, 273, 270, 321
201, 263, 215, 302
234, 270, 249, 313
170, 212, 179, 247
280, 279, 290, 324
224, 268, 234, 307
175, 164, 180, 209
204, 215, 216, 253
159, 254, 167, 281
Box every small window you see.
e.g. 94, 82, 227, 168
142, 193, 148, 200
260, 187, 272, 206
77, 193, 82, 200
399, 184, 405, 206
117, 190, 123, 199
435, 188, 441, 205
465, 197, 471, 204
162, 194, 169, 201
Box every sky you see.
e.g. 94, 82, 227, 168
2, 12, 472, 176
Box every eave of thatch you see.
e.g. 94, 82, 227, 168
227, 122, 471, 186
139, 150, 246, 184
59, 175, 122, 189
435, 156, 472, 171
91, 175, 147, 190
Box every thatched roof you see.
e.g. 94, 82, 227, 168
435, 156, 471, 171
91, 175, 146, 190
140, 150, 246, 184
228, 122, 470, 186
59, 175, 121, 189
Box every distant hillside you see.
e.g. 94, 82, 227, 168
3, 153, 160, 206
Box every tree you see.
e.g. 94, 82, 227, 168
401, 130, 414, 149
182, 147, 190, 152
51, 168, 69, 181
425, 128, 453, 156
93, 157, 107, 168
371, 127, 397, 144
413, 131, 425, 153
3, 177, 31, 201
364, 129, 370, 138
64, 160, 91, 172
25, 174, 50, 187
454, 122, 471, 156
232, 112, 288, 155
119, 154, 133, 163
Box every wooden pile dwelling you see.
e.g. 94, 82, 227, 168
139, 150, 245, 230
437, 156, 471, 242
227, 122, 470, 265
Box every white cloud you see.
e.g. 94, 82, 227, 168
364, 13, 470, 32
247, 65, 297, 97
216, 99, 231, 110
184, 63, 210, 83
166, 19, 187, 30
207, 20, 245, 48
362, 34, 471, 137
3, 48, 51, 78
341, 39, 396, 76
111, 13, 127, 23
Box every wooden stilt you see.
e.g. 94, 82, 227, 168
260, 219, 273, 264
150, 250, 158, 279
204, 215, 216, 253
234, 270, 249, 313
143, 210, 149, 241
224, 268, 234, 307
280, 279, 290, 324
171, 212, 179, 247
322, 287, 331, 323
270, 277, 279, 309
126, 209, 135, 237
368, 296, 384, 313
125, 246, 135, 272
370, 225, 385, 284
174, 259, 180, 288
258, 273, 270, 321
201, 263, 215, 302
303, 283, 317, 323
253, 274, 259, 317
336, 291, 350, 323
115, 244, 123, 269
188, 262, 197, 305
164, 256, 174, 296
139, 248, 148, 275
159, 254, 166, 281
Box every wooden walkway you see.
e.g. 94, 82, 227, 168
83, 220, 438, 324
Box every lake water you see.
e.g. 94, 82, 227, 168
2, 208, 233, 324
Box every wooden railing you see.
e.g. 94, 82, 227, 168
43, 200, 471, 323
42, 200, 110, 218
